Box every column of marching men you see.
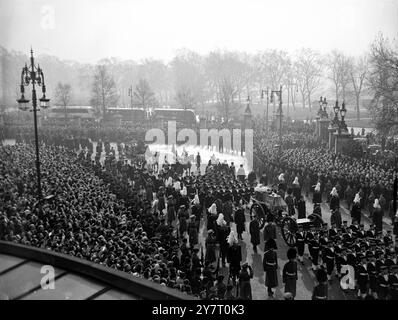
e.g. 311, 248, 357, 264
2, 132, 398, 300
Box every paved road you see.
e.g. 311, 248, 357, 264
196, 204, 348, 300
196, 193, 393, 300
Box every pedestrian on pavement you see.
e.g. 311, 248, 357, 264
283, 248, 298, 299
263, 238, 278, 298
249, 215, 261, 253
238, 262, 253, 300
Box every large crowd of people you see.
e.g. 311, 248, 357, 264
1, 117, 398, 300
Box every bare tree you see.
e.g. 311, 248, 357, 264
349, 54, 369, 120
175, 86, 195, 110
55, 82, 72, 123
294, 63, 307, 109
133, 78, 158, 110
258, 49, 291, 90
327, 50, 352, 102
90, 65, 119, 115
367, 34, 398, 134
171, 49, 207, 110
294, 48, 323, 111
139, 59, 170, 106
205, 51, 242, 121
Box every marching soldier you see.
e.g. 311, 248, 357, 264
366, 224, 377, 240
336, 247, 348, 279
263, 238, 278, 298
357, 224, 366, 239
310, 233, 321, 271
356, 254, 369, 299
312, 268, 328, 300
378, 266, 390, 300
319, 225, 329, 267
296, 224, 306, 264
324, 241, 336, 281
367, 252, 378, 299
283, 248, 298, 299
389, 265, 398, 300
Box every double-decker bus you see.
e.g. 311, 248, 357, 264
104, 108, 147, 125
152, 108, 198, 127
45, 106, 96, 125
47, 106, 96, 120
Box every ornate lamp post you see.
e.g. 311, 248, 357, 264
315, 96, 329, 140
17, 48, 50, 200
339, 101, 348, 132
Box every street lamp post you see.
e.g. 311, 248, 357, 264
261, 88, 269, 133
271, 86, 283, 158
17, 48, 50, 200
339, 101, 348, 132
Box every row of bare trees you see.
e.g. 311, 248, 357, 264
3, 40, 392, 123
46, 48, 372, 119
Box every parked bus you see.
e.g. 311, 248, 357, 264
47, 106, 95, 120
104, 108, 147, 125
152, 108, 198, 127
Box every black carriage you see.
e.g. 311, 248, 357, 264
281, 213, 324, 247
249, 186, 324, 247
249, 188, 288, 229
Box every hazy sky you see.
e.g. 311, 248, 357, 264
0, 0, 397, 63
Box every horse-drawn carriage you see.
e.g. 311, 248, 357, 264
249, 184, 324, 247
249, 185, 288, 228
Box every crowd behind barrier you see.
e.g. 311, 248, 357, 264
1, 117, 398, 300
